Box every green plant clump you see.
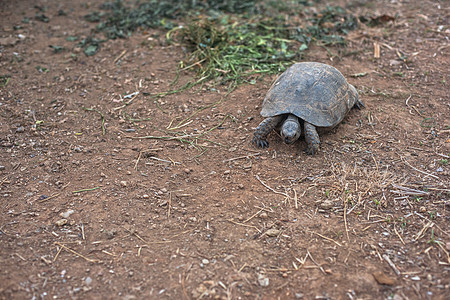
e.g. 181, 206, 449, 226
82, 0, 359, 89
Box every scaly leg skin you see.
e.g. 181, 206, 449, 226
304, 121, 320, 155
355, 98, 365, 109
253, 116, 283, 148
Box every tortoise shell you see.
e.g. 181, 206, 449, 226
260, 62, 359, 128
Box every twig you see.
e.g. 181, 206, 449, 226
53, 245, 63, 262
222, 153, 260, 162
0, 177, 9, 185
72, 186, 102, 194
405, 94, 424, 117
113, 92, 139, 111
196, 114, 230, 139
414, 221, 433, 241
134, 151, 142, 171
238, 263, 247, 272
146, 157, 181, 165
83, 107, 106, 135
435, 152, 449, 159
180, 58, 206, 71
81, 224, 86, 240
382, 254, 401, 276
391, 184, 430, 196
344, 197, 350, 241
54, 242, 98, 263
37, 193, 60, 203
181, 273, 189, 300
255, 175, 290, 198
346, 203, 358, 215
228, 219, 261, 233
306, 250, 326, 274
102, 250, 116, 257
167, 192, 172, 218
243, 208, 264, 223
170, 98, 225, 130
294, 189, 298, 209
401, 157, 440, 180
113, 50, 127, 63
435, 241, 450, 264
132, 231, 172, 244
129, 134, 199, 140
15, 253, 26, 261
393, 226, 405, 245
167, 119, 193, 130
414, 212, 449, 236
312, 232, 342, 247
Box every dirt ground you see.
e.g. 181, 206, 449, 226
0, 0, 449, 299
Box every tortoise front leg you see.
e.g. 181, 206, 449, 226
304, 121, 320, 155
253, 116, 283, 148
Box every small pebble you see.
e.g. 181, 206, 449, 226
202, 259, 209, 265
0, 165, 5, 171
372, 271, 396, 285
259, 212, 268, 219
16, 126, 25, 133
120, 181, 127, 187
142, 194, 149, 199
265, 228, 280, 237
320, 199, 334, 210
411, 276, 420, 281
224, 170, 231, 175
419, 206, 426, 213
85, 277, 92, 285
295, 293, 304, 299
60, 209, 74, 219
257, 274, 269, 287
184, 168, 191, 174
160, 188, 168, 193
55, 219, 68, 226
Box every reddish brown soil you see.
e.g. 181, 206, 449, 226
0, 0, 448, 299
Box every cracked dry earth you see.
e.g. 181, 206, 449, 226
0, 0, 449, 299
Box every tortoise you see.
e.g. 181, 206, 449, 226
252, 62, 364, 154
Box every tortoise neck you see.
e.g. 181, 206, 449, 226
285, 114, 298, 123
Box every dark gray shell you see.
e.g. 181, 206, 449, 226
260, 62, 359, 128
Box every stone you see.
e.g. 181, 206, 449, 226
55, 219, 68, 226
265, 228, 280, 237
257, 274, 269, 287
60, 209, 74, 218
320, 199, 334, 210
259, 212, 268, 219
372, 271, 396, 285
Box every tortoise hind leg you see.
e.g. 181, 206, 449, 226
304, 121, 320, 155
253, 116, 283, 148
355, 98, 365, 109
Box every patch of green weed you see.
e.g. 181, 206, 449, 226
0, 75, 11, 87
80, 0, 358, 90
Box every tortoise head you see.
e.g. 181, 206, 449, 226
281, 115, 301, 144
